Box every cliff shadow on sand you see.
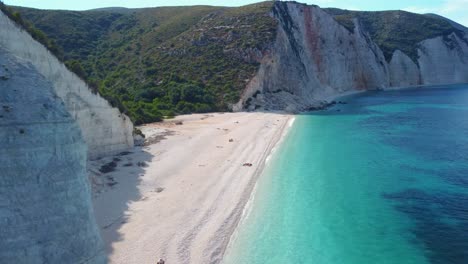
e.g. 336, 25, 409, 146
90, 146, 155, 257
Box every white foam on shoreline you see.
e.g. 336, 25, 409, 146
94, 113, 297, 263
222, 116, 296, 263
266, 117, 295, 164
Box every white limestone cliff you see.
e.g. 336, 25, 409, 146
236, 2, 389, 111
0, 11, 134, 159
389, 50, 420, 87
418, 33, 468, 85
0, 49, 106, 263
236, 2, 468, 111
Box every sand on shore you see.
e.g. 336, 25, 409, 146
90, 112, 294, 264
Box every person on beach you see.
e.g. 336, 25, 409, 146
157, 259, 165, 264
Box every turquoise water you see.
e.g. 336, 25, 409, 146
223, 84, 468, 264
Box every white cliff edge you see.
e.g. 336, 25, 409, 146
389, 50, 420, 87
0, 49, 106, 263
418, 33, 468, 85
0, 11, 134, 159
236, 2, 468, 111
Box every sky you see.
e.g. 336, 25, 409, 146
3, 0, 468, 26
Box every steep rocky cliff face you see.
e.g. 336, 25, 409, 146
236, 2, 468, 111
418, 33, 468, 84
0, 11, 134, 159
10, 1, 468, 114
235, 2, 389, 111
0, 49, 105, 263
388, 50, 420, 87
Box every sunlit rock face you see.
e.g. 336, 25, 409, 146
418, 33, 468, 85
236, 2, 389, 111
0, 11, 134, 159
389, 50, 420, 87
0, 50, 106, 263
236, 2, 468, 111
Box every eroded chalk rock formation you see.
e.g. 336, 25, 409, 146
418, 33, 468, 84
236, 2, 468, 111
0, 49, 105, 263
0, 11, 134, 159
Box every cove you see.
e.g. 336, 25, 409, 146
223, 84, 468, 264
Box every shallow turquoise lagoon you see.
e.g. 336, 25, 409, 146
223, 84, 468, 264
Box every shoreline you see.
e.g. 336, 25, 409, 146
383, 82, 468, 92
217, 115, 296, 262
90, 112, 295, 264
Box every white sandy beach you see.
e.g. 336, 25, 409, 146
89, 112, 294, 264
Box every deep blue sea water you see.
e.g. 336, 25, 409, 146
223, 84, 468, 264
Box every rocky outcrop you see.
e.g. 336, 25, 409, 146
389, 50, 420, 87
236, 2, 468, 111
418, 33, 468, 85
235, 2, 389, 111
0, 11, 134, 159
0, 49, 105, 263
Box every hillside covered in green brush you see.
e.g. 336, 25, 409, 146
12, 2, 277, 124
8, 1, 467, 124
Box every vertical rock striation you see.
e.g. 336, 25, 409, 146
388, 50, 420, 87
0, 50, 105, 263
0, 11, 134, 159
237, 1, 468, 111
418, 33, 468, 85
237, 2, 389, 111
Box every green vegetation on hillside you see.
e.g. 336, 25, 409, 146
325, 8, 460, 62
0, 2, 62, 58
0, 2, 105, 94
13, 2, 277, 124
8, 1, 465, 125
14, 8, 125, 62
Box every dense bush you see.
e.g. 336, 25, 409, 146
0, 2, 105, 97
0, 2, 63, 59
11, 2, 277, 124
